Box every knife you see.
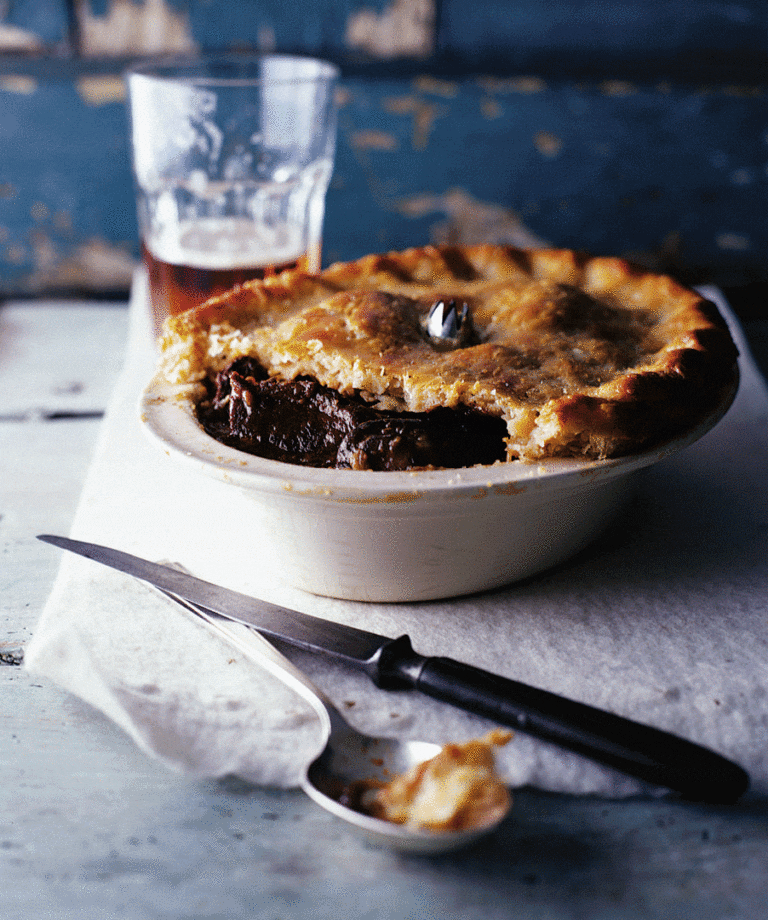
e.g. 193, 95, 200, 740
38, 533, 749, 804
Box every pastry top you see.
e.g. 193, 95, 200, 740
157, 244, 738, 461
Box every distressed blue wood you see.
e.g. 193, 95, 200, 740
0, 0, 70, 47
81, 0, 397, 57
328, 74, 768, 287
437, 0, 768, 79
0, 0, 765, 296
187, 0, 388, 55
3, 59, 764, 295
345, 75, 766, 288
0, 65, 135, 293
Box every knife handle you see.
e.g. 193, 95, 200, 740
376, 640, 749, 804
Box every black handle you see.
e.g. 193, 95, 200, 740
375, 640, 749, 804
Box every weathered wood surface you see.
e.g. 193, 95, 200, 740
0, 0, 766, 296
2, 301, 768, 919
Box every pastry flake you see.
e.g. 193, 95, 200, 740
341, 729, 512, 832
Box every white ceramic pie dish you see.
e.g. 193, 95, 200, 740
139, 373, 737, 602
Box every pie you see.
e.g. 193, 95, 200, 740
155, 244, 738, 470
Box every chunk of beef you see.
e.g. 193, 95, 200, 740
197, 361, 507, 470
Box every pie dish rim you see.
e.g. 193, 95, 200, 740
139, 367, 739, 502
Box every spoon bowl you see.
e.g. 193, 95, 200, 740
169, 593, 511, 853
303, 728, 506, 854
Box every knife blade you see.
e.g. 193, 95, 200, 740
38, 533, 749, 804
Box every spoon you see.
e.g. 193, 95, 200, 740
166, 592, 511, 853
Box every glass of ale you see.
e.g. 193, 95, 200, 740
126, 55, 339, 336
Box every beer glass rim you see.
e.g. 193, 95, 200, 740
125, 53, 339, 88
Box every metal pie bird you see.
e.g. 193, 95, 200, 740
425, 299, 476, 349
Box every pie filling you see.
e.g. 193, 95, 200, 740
197, 356, 509, 471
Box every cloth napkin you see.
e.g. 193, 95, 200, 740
25, 274, 768, 798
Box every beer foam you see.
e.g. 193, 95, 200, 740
148, 217, 305, 271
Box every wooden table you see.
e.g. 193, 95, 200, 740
2, 298, 767, 919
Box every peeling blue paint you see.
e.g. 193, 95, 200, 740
1, 0, 70, 47
0, 72, 133, 289
0, 1, 766, 294
187, 0, 390, 54
438, 0, 768, 80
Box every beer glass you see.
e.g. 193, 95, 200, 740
126, 55, 339, 335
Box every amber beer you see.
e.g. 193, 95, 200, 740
143, 218, 318, 336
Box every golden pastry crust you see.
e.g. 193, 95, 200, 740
157, 244, 738, 462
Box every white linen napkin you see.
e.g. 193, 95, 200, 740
25, 275, 768, 798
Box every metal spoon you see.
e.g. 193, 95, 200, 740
167, 593, 511, 853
